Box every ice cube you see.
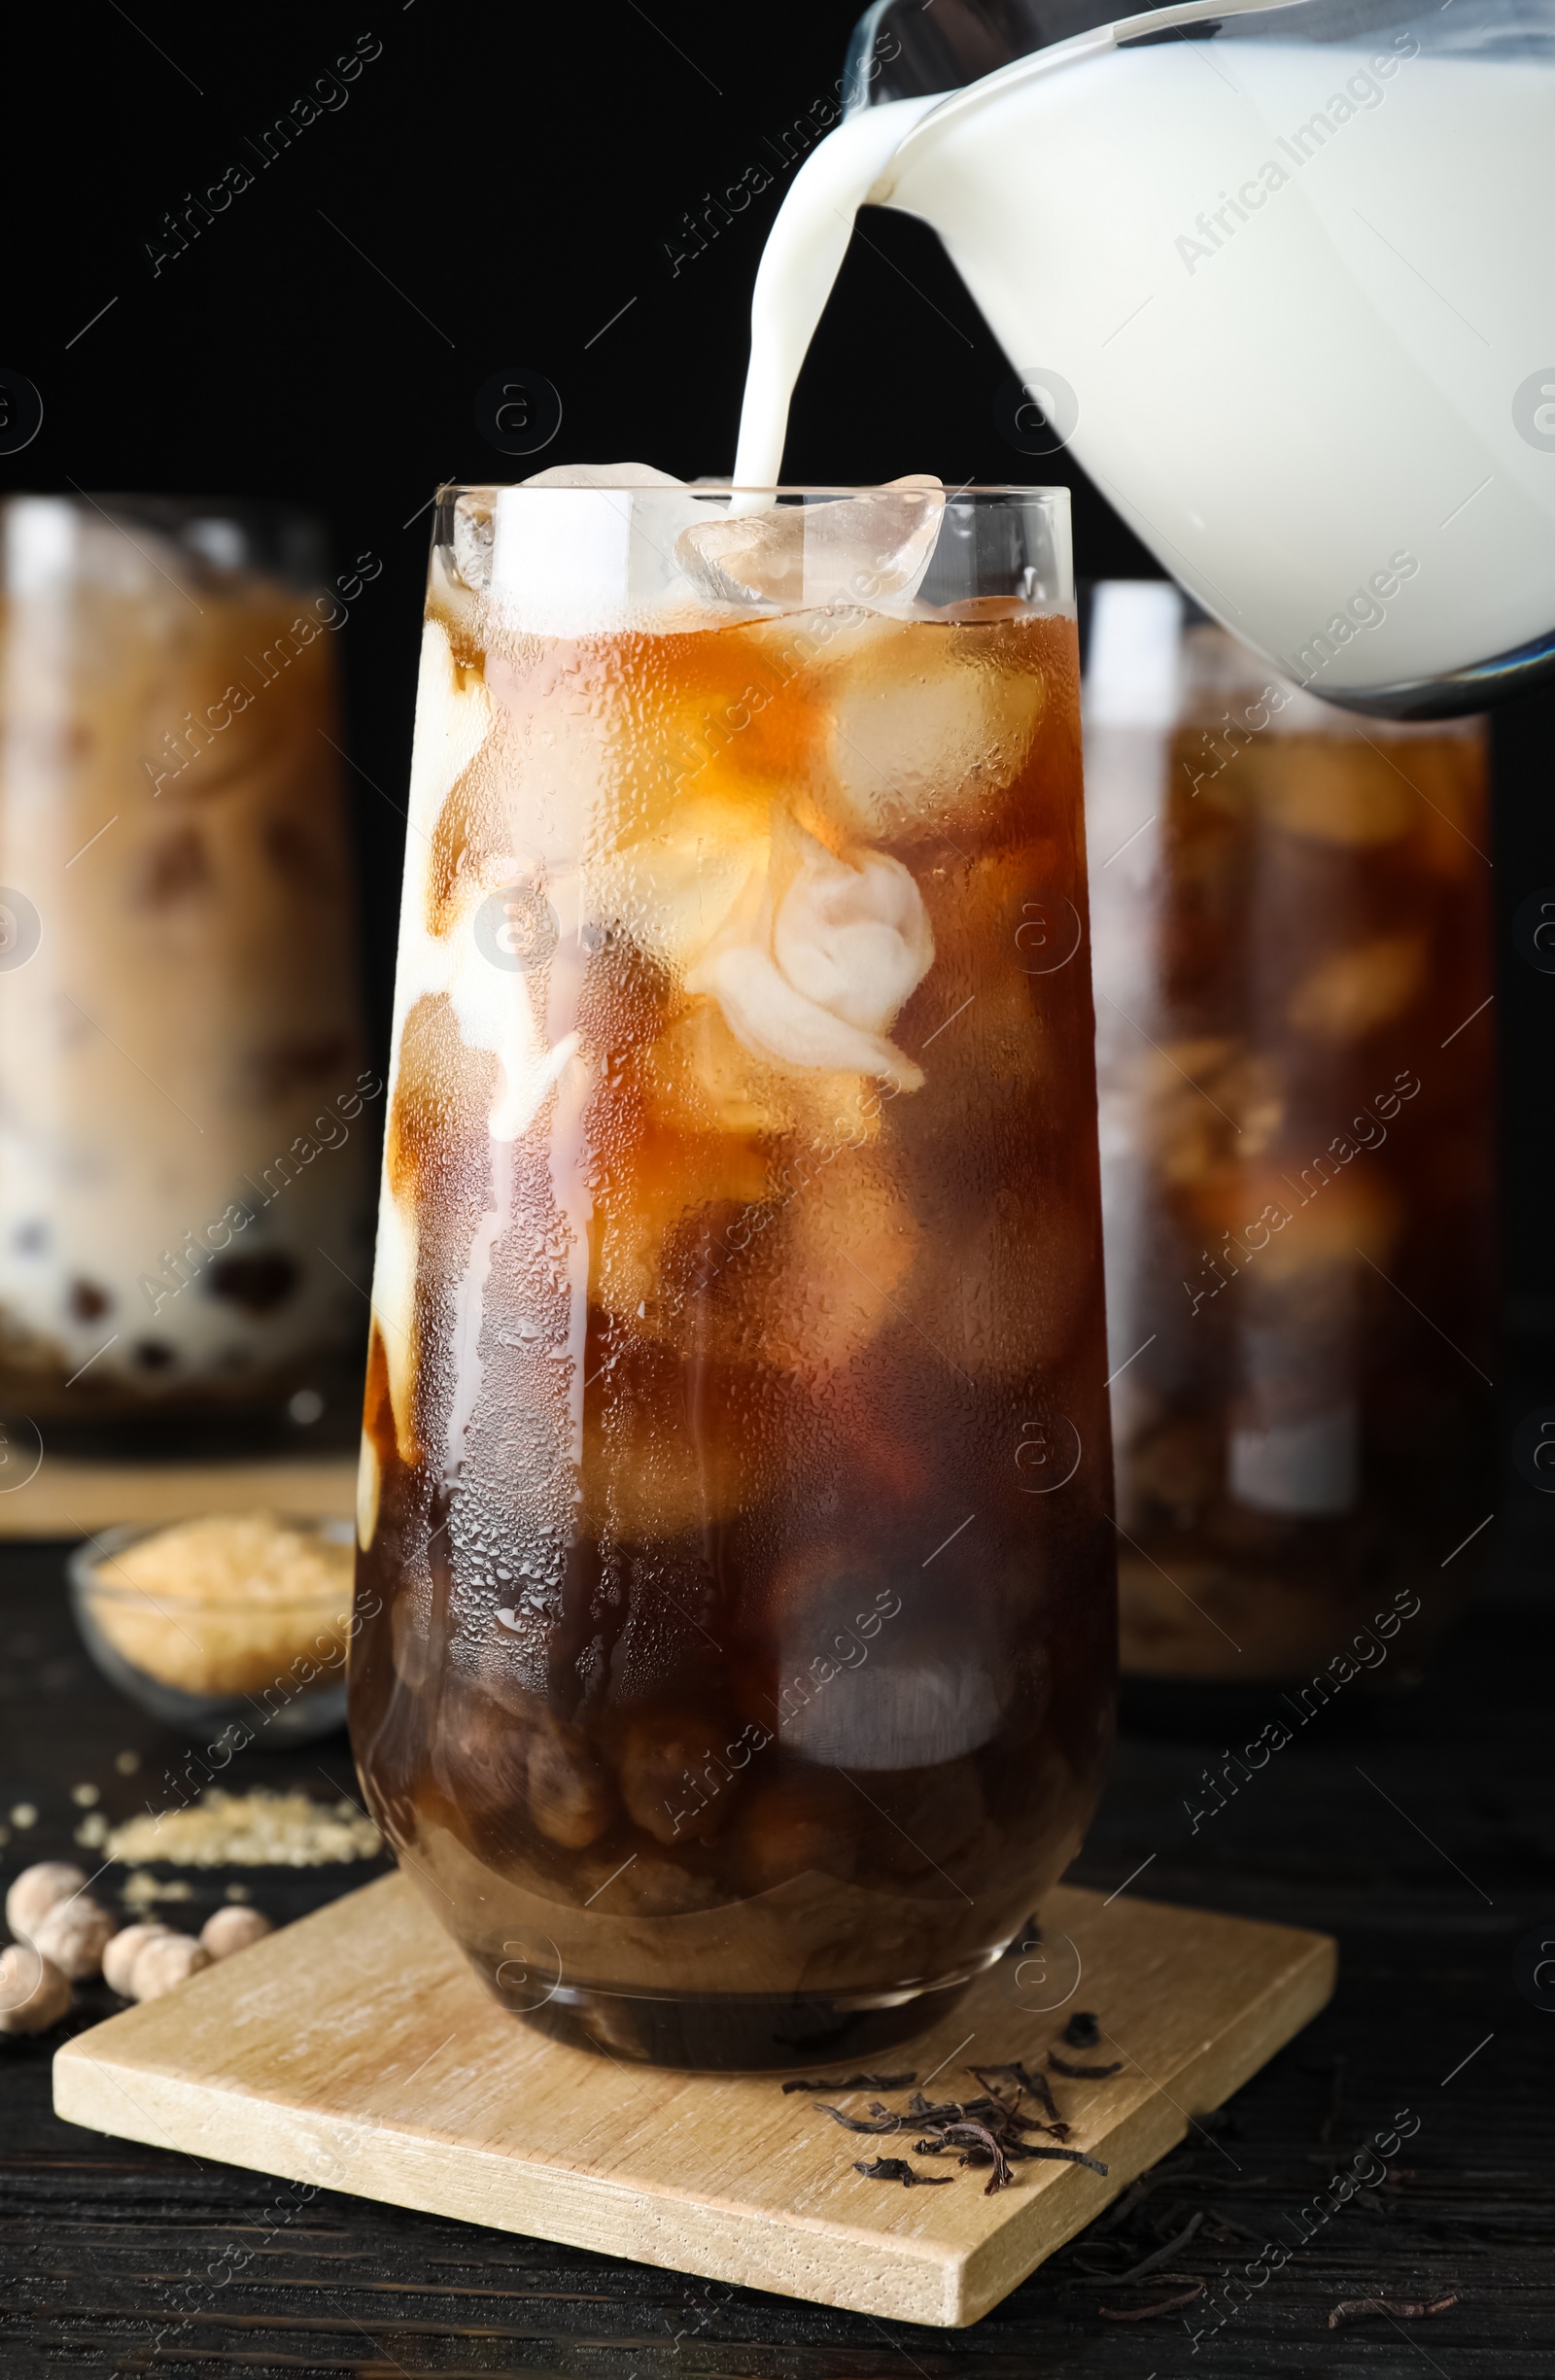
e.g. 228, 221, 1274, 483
1192, 1166, 1401, 1276
601, 1130, 918, 1382
491, 487, 633, 634
1256, 742, 1412, 846
444, 892, 582, 1143
486, 467, 712, 638
379, 991, 499, 1452
585, 796, 767, 982
640, 1002, 803, 1144
476, 646, 660, 881
819, 621, 1046, 839
521, 463, 685, 488
675, 476, 944, 609
589, 1113, 771, 1334
451, 492, 496, 595
1286, 932, 1426, 1043
760, 1157, 921, 1378
579, 1345, 753, 1537
1229, 1402, 1359, 1517
781, 1645, 1002, 1769
1101, 1040, 1282, 1187
914, 1186, 1092, 1383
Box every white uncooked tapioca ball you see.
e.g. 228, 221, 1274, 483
5, 1861, 87, 1943
199, 1906, 273, 1959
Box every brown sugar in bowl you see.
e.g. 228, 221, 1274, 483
69, 1512, 357, 1743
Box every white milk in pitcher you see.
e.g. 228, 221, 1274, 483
733, 17, 1555, 703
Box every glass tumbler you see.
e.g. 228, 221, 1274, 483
351, 481, 1116, 2068
0, 496, 376, 1451
1087, 583, 1495, 1701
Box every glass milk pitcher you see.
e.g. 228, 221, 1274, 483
738, 0, 1555, 715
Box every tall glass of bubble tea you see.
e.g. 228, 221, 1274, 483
351, 478, 1116, 2067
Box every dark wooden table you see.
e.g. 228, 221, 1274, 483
2, 1529, 1551, 2380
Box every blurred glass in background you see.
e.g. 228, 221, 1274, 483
0, 496, 374, 1453
1086, 583, 1495, 1705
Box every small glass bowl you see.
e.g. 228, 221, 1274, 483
68, 1517, 356, 1744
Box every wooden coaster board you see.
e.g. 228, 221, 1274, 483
54, 1872, 1333, 2328
0, 1453, 357, 1538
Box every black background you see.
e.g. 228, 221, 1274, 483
2, 14, 1553, 2366
3, 0, 1552, 1530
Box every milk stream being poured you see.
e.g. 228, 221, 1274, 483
733, 6, 1555, 706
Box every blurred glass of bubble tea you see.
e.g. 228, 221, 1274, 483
1085, 582, 1495, 1714
0, 496, 375, 1454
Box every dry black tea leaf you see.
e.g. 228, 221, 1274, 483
1050, 2051, 1124, 2079
911, 2090, 1063, 2146
1007, 2142, 1110, 2176
968, 2060, 1067, 2129
781, 2072, 916, 2094
1112, 2210, 1204, 2282
853, 2156, 954, 2188
1062, 2010, 1101, 2050
912, 2092, 989, 2123
812, 2053, 1106, 2200
1100, 2276, 1205, 2322
916, 2118, 1016, 2193
814, 2103, 905, 2135
1328, 2294, 1459, 2330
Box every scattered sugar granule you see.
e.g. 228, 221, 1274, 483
121, 1873, 194, 1910
107, 1789, 381, 1870
71, 1783, 100, 1808
74, 1811, 110, 1849
10, 1805, 37, 1829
